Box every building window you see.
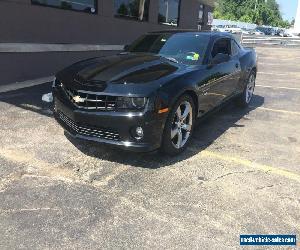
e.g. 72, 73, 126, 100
198, 4, 204, 25
114, 0, 150, 21
31, 0, 97, 14
158, 0, 180, 26
207, 11, 213, 26
198, 4, 204, 30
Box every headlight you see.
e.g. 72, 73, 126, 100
116, 97, 147, 110
132, 97, 147, 109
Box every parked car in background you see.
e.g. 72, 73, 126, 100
257, 26, 276, 36
211, 26, 219, 32
213, 25, 242, 34
53, 31, 257, 155
226, 25, 243, 34
252, 29, 265, 35
277, 29, 292, 37
241, 28, 251, 35
213, 25, 228, 32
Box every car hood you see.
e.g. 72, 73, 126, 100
57, 53, 181, 86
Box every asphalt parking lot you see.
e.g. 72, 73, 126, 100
0, 47, 300, 249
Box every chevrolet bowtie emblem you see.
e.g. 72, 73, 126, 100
73, 95, 86, 103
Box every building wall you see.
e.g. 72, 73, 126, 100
0, 0, 212, 44
0, 0, 214, 85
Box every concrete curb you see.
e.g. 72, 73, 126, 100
0, 76, 54, 93
0, 43, 124, 53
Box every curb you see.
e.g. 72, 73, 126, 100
0, 76, 54, 93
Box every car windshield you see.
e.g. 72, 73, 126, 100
127, 32, 210, 65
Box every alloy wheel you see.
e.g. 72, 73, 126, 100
171, 101, 193, 149
246, 74, 255, 103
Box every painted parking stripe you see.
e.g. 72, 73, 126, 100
252, 107, 300, 116
256, 85, 300, 91
201, 151, 300, 183
258, 72, 298, 76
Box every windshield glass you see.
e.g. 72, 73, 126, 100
127, 32, 210, 65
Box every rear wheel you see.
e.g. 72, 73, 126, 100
236, 71, 256, 107
161, 95, 195, 155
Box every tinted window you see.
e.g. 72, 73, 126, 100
114, 0, 150, 21
128, 33, 210, 65
31, 0, 97, 14
211, 39, 231, 58
158, 0, 180, 26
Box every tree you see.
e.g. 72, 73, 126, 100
291, 19, 295, 26
117, 3, 129, 16
214, 0, 290, 28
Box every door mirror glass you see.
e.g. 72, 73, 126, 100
211, 53, 230, 65
124, 45, 130, 51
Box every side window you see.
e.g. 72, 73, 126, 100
231, 40, 241, 56
211, 39, 231, 58
158, 0, 181, 26
31, 0, 97, 14
114, 0, 150, 21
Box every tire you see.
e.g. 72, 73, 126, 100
236, 71, 256, 107
161, 94, 195, 155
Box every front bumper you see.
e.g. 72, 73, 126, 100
53, 92, 167, 152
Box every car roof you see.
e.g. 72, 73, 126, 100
148, 30, 234, 39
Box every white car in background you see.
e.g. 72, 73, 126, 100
227, 25, 243, 34
241, 29, 251, 35
214, 25, 242, 34
278, 29, 292, 37
283, 29, 299, 37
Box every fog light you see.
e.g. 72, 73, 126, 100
135, 127, 144, 139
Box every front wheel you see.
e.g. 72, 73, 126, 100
161, 95, 195, 155
236, 71, 256, 107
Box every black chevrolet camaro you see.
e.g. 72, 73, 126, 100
53, 31, 257, 155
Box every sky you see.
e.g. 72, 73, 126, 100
277, 0, 298, 21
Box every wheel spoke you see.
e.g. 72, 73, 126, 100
181, 104, 190, 120
247, 92, 250, 102
176, 130, 183, 148
181, 124, 192, 132
246, 75, 255, 103
176, 108, 182, 120
171, 127, 178, 139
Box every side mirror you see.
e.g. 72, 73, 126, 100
210, 53, 230, 66
124, 45, 130, 51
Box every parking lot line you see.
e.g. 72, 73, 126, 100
252, 107, 300, 116
258, 72, 298, 76
201, 151, 300, 183
256, 85, 300, 91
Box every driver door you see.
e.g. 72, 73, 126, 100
200, 38, 239, 111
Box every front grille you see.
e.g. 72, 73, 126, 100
58, 111, 120, 141
61, 85, 117, 111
